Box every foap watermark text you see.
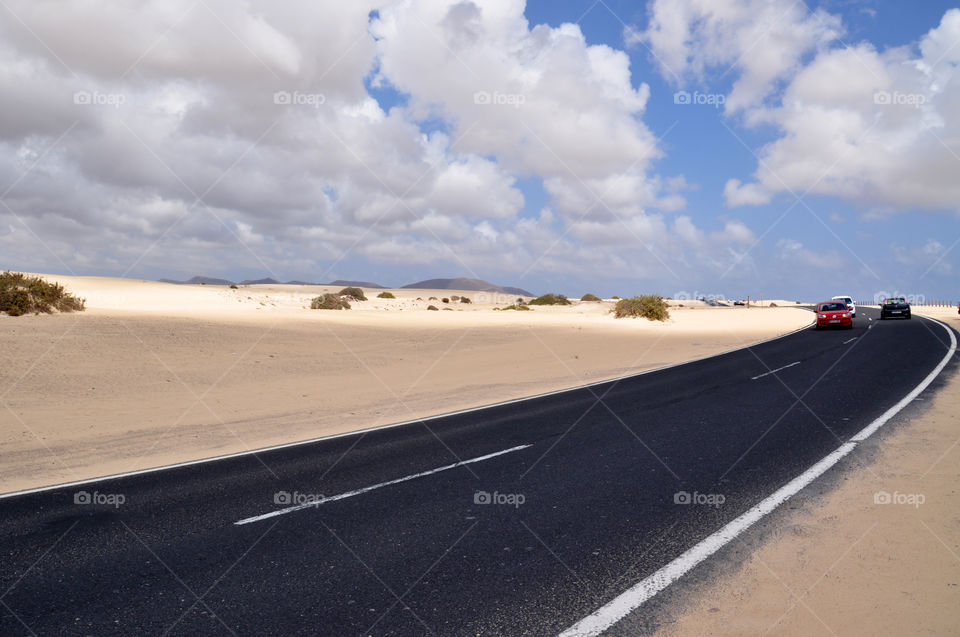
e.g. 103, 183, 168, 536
74, 490, 125, 508
73, 90, 125, 108
874, 90, 926, 108
274, 490, 325, 506
474, 90, 526, 108
673, 91, 725, 108
273, 90, 325, 108
474, 490, 525, 508
674, 490, 725, 508
874, 490, 924, 508
874, 291, 925, 304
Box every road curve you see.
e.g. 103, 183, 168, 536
1, 307, 956, 636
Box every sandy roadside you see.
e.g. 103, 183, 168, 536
0, 275, 812, 493
651, 307, 960, 637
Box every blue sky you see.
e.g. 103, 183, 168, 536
520, 0, 958, 301
0, 1, 957, 301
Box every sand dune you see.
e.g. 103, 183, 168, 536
0, 274, 813, 493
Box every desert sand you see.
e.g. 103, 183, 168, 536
3, 277, 957, 635
0, 274, 812, 493
652, 306, 960, 637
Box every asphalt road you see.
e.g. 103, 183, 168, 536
1, 307, 956, 636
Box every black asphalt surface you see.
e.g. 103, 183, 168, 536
1, 307, 956, 636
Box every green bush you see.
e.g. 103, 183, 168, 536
0, 271, 85, 316
311, 294, 351, 310
377, 291, 396, 299
338, 287, 366, 301
613, 295, 669, 321
529, 293, 572, 306
0, 287, 30, 316
502, 304, 532, 311
580, 293, 601, 302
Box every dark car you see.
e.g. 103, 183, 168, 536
880, 297, 911, 320
815, 301, 853, 329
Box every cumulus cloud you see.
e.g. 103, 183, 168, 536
640, 2, 960, 213
640, 0, 842, 112
726, 11, 960, 211
776, 238, 844, 269
0, 0, 755, 285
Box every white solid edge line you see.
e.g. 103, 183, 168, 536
558, 443, 858, 637
234, 444, 531, 526
750, 361, 800, 380
0, 315, 815, 500
559, 315, 956, 637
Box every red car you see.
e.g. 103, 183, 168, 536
815, 300, 853, 329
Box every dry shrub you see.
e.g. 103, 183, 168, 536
0, 271, 85, 316
338, 287, 366, 301
311, 294, 351, 310
613, 295, 669, 321
529, 293, 572, 306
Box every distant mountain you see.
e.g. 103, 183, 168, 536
328, 280, 386, 289
158, 276, 533, 293
401, 277, 533, 297
159, 276, 234, 286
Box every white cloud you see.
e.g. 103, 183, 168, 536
640, 0, 842, 112
729, 10, 960, 211
776, 238, 844, 269
713, 220, 755, 245
921, 239, 952, 275
723, 178, 773, 207
0, 0, 758, 285
641, 2, 960, 213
